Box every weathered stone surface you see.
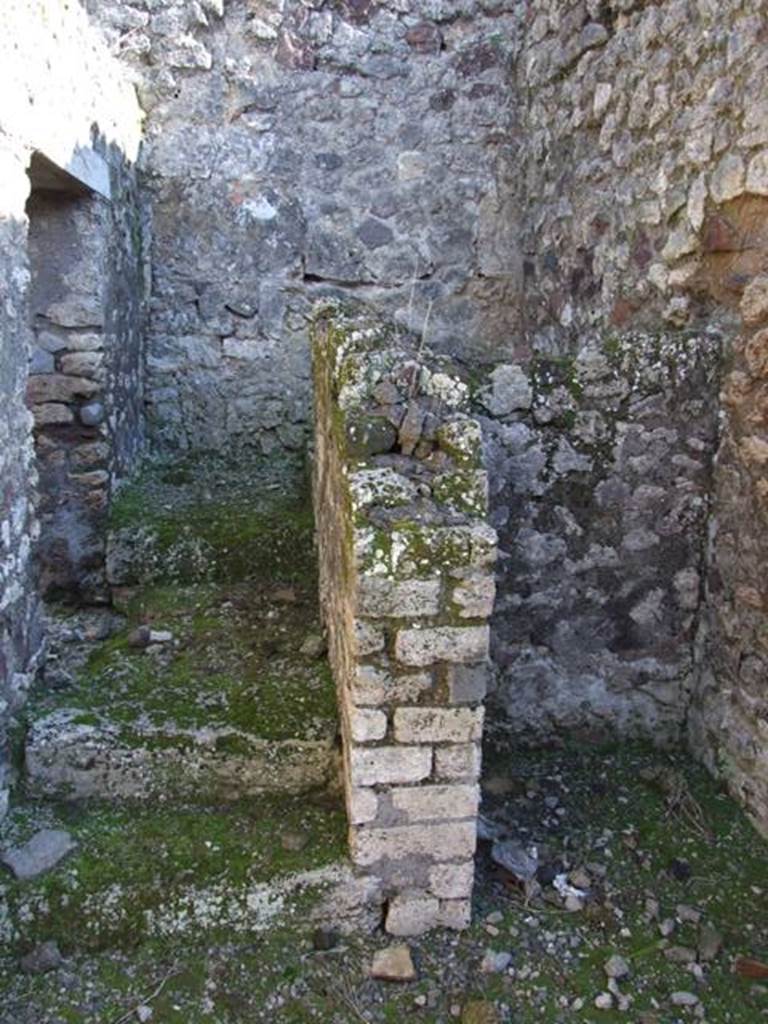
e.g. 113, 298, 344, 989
390, 784, 480, 822
357, 578, 441, 618
351, 820, 477, 867
434, 744, 482, 782
370, 945, 417, 982
385, 892, 439, 936
0, 829, 77, 880
429, 861, 475, 899
348, 707, 388, 743
393, 707, 484, 744
395, 626, 490, 667
349, 746, 432, 787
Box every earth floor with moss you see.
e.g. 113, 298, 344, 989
2, 744, 766, 1023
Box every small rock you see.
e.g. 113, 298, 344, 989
312, 926, 340, 951
370, 945, 416, 982
273, 586, 297, 603
677, 904, 701, 924
569, 867, 591, 890
491, 839, 538, 881
280, 829, 309, 852
564, 894, 583, 912
300, 634, 326, 658
20, 941, 64, 975
79, 402, 105, 426
659, 918, 676, 937
485, 910, 503, 925
480, 950, 512, 973
135, 1007, 153, 1023
669, 858, 692, 881
665, 946, 696, 964
604, 954, 630, 979
1, 829, 77, 880
127, 625, 152, 649
148, 629, 173, 644
671, 991, 699, 1007
697, 925, 722, 962
594, 992, 613, 1010
414, 994, 427, 1007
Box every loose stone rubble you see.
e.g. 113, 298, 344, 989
313, 306, 497, 933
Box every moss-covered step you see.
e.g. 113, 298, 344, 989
106, 452, 317, 587
24, 582, 340, 802
0, 795, 380, 956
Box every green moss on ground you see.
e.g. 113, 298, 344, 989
29, 582, 337, 742
0, 794, 347, 955
109, 452, 316, 586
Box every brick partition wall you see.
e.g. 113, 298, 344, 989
312, 304, 497, 936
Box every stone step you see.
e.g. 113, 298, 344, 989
25, 581, 340, 803
0, 795, 379, 956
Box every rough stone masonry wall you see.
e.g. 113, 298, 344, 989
493, 0, 768, 828
312, 306, 497, 934
90, 0, 523, 455
0, 0, 144, 820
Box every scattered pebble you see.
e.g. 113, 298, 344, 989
480, 950, 512, 973
604, 953, 630, 979
671, 991, 699, 1007
594, 992, 613, 1010
19, 941, 64, 975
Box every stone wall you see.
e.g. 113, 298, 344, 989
312, 306, 497, 934
499, 0, 768, 829
90, 0, 523, 455
0, 0, 144, 819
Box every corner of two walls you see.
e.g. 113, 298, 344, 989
501, 0, 767, 833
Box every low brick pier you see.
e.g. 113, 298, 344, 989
312, 305, 497, 935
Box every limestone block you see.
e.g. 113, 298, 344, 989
350, 665, 432, 706
349, 707, 387, 743
394, 707, 484, 744
438, 898, 472, 930
434, 743, 482, 782
385, 891, 439, 936
480, 364, 533, 416
26, 374, 99, 404
395, 626, 490, 667
351, 820, 476, 867
391, 783, 480, 822
349, 746, 432, 786
429, 861, 475, 899
353, 620, 385, 656
446, 663, 490, 704
357, 577, 441, 618
349, 787, 378, 824
452, 575, 496, 618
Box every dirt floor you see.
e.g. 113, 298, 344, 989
1, 743, 766, 1024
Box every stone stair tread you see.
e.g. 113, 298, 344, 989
0, 794, 376, 955
24, 583, 339, 801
